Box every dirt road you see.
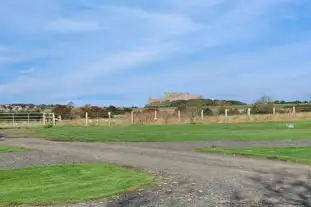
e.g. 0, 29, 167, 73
2, 138, 311, 207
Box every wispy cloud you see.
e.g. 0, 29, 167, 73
0, 0, 310, 105
46, 19, 103, 34
0, 57, 18, 64
101, 5, 204, 39
18, 67, 36, 74
0, 46, 6, 52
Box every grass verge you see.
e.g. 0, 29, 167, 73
0, 163, 154, 206
194, 146, 311, 165
30, 120, 311, 142
0, 145, 28, 152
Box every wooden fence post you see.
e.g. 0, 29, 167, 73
108, 112, 111, 126
85, 112, 88, 126
201, 110, 204, 121
178, 110, 181, 123
52, 113, 56, 126
43, 113, 46, 125
247, 108, 251, 116
12, 113, 15, 127
273, 107, 276, 115
293, 106, 296, 115
27, 113, 30, 125
225, 109, 228, 123
131, 111, 134, 124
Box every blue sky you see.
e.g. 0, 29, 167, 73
0, 0, 311, 106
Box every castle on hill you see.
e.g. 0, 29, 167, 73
148, 92, 202, 104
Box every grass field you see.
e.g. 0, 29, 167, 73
0, 163, 154, 206
0, 146, 27, 152
31, 120, 311, 142
194, 146, 311, 165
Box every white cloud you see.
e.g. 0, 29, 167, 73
83, 38, 311, 102
0, 0, 308, 105
0, 46, 6, 52
19, 67, 36, 74
167, 0, 226, 11
46, 19, 103, 34
0, 40, 180, 101
0, 57, 18, 64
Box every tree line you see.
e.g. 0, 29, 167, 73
52, 104, 136, 119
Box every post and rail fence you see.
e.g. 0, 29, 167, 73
0, 112, 56, 128
0, 106, 307, 128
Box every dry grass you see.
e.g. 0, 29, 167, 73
52, 112, 311, 126
200, 112, 311, 124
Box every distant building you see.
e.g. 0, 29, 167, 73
148, 92, 202, 104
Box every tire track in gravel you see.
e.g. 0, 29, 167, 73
113, 139, 311, 151
2, 138, 311, 207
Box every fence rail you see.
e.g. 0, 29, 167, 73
1, 106, 309, 128
0, 112, 47, 128
53, 106, 310, 126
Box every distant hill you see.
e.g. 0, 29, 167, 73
145, 98, 247, 108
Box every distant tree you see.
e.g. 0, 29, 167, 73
255, 96, 273, 105
204, 99, 214, 105
107, 105, 117, 114
123, 107, 133, 113
52, 105, 73, 119
67, 101, 75, 108
79, 105, 107, 118
252, 96, 274, 114
202, 107, 214, 116
175, 104, 187, 112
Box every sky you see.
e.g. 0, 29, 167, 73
0, 0, 311, 107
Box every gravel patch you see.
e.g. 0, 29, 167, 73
0, 133, 6, 141
116, 139, 311, 151
0, 150, 97, 170
2, 138, 311, 207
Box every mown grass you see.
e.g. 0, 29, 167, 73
0, 145, 28, 152
0, 163, 154, 206
194, 146, 311, 165
31, 120, 311, 142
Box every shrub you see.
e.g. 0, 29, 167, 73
218, 107, 242, 115
295, 104, 311, 112
251, 104, 274, 114
43, 124, 53, 128
202, 108, 214, 116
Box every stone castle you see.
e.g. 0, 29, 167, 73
148, 92, 202, 104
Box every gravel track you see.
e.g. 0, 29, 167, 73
108, 139, 311, 151
2, 138, 311, 207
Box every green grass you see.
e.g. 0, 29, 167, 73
0, 163, 154, 206
194, 146, 311, 165
0, 145, 28, 152
31, 120, 311, 142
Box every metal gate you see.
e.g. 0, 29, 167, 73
0, 112, 49, 128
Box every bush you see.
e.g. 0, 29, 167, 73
202, 108, 214, 116
251, 104, 274, 114
175, 104, 187, 112
295, 105, 311, 112
143, 107, 158, 112
43, 124, 53, 128
218, 107, 242, 115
